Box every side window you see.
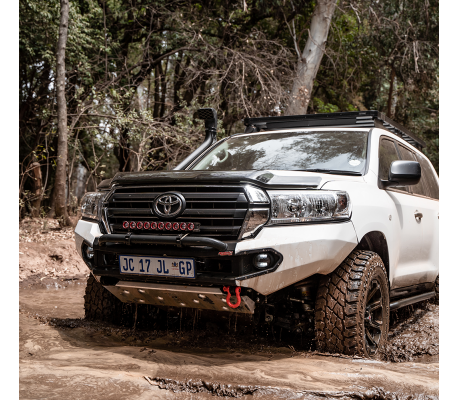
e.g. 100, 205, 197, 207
415, 152, 439, 200
397, 144, 428, 197
379, 139, 400, 181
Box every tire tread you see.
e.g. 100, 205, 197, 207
315, 250, 389, 356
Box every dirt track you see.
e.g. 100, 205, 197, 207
19, 281, 438, 399
19, 219, 439, 399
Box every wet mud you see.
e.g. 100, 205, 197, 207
148, 377, 437, 399
379, 303, 439, 363
19, 283, 438, 399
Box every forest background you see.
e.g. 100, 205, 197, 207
19, 0, 439, 222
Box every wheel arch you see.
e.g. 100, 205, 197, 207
355, 231, 390, 283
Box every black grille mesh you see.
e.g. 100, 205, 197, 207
197, 108, 217, 121
105, 186, 248, 240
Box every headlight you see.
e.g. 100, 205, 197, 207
267, 190, 351, 225
81, 192, 106, 221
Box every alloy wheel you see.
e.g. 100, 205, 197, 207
364, 279, 385, 355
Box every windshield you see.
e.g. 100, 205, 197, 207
191, 130, 368, 174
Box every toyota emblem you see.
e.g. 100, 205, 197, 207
153, 192, 186, 218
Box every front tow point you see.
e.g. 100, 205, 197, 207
223, 286, 242, 309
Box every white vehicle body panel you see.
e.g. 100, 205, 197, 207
321, 179, 399, 286
368, 128, 439, 286
74, 219, 103, 258
234, 222, 358, 295
414, 195, 439, 285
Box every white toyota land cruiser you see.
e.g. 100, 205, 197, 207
75, 109, 439, 357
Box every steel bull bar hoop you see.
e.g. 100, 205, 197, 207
96, 234, 228, 251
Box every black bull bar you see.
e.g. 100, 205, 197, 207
95, 233, 228, 252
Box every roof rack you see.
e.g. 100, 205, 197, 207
243, 110, 426, 150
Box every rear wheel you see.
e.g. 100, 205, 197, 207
315, 250, 390, 357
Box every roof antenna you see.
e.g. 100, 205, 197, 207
174, 108, 218, 170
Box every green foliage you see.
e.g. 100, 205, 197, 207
19, 0, 439, 218
310, 0, 439, 172
313, 98, 339, 114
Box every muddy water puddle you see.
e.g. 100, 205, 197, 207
19, 284, 439, 399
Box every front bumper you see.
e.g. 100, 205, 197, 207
75, 219, 358, 296
234, 222, 358, 295
75, 220, 281, 287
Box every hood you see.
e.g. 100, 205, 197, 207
97, 178, 113, 191
110, 170, 323, 189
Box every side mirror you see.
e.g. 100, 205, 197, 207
382, 160, 421, 188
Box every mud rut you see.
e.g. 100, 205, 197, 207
19, 280, 438, 400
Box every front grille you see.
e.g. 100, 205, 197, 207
104, 185, 249, 240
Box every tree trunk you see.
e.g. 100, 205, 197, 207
286, 0, 337, 115
159, 58, 169, 118
386, 66, 396, 118
54, 0, 70, 222
153, 64, 161, 119
31, 162, 42, 218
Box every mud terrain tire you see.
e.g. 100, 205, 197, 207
315, 250, 390, 357
84, 274, 123, 323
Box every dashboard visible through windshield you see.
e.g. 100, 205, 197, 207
191, 130, 369, 175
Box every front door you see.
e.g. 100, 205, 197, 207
378, 137, 427, 289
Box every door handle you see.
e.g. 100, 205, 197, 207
414, 211, 423, 220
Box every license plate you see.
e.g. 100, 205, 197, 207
118, 255, 195, 278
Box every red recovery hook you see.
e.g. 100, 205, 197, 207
223, 286, 242, 309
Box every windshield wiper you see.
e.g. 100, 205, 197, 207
293, 169, 362, 176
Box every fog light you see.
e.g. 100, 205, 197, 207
253, 253, 273, 270
85, 246, 94, 259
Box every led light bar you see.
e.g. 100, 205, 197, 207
121, 221, 199, 232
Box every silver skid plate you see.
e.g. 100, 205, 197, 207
103, 281, 256, 314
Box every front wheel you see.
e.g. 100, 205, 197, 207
315, 250, 390, 357
84, 274, 123, 323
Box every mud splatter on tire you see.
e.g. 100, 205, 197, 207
84, 274, 124, 324
315, 250, 390, 357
